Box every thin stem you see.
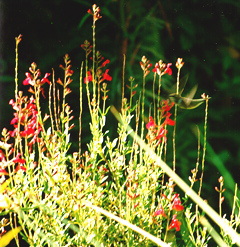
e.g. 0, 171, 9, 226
79, 62, 84, 155
172, 68, 181, 170
141, 76, 146, 140
172, 106, 177, 171
49, 70, 55, 131
122, 54, 126, 109
15, 35, 22, 101
152, 73, 156, 120
198, 96, 209, 196
157, 75, 162, 122
92, 22, 97, 108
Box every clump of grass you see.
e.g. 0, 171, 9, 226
0, 4, 239, 247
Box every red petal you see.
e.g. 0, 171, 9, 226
15, 165, 27, 172
146, 116, 156, 129
165, 118, 175, 126
0, 168, 9, 176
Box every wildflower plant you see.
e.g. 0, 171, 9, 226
0, 4, 240, 247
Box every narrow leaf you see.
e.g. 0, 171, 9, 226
0, 227, 22, 247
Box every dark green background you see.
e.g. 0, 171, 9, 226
1, 0, 240, 214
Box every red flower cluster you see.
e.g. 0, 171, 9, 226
0, 151, 27, 177
9, 96, 42, 147
153, 60, 172, 76
0, 168, 8, 176
139, 57, 172, 77
146, 101, 175, 146
13, 153, 26, 172
22, 63, 51, 98
153, 192, 184, 231
84, 58, 112, 84
171, 193, 184, 211
168, 214, 182, 231
84, 69, 112, 84
153, 206, 167, 218
87, 4, 102, 23
23, 72, 50, 86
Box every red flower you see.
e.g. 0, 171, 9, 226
172, 193, 184, 211
23, 72, 34, 85
0, 168, 8, 176
13, 154, 26, 164
153, 61, 172, 76
40, 73, 51, 85
20, 127, 35, 137
23, 72, 51, 86
66, 69, 74, 77
153, 207, 167, 217
156, 127, 167, 140
84, 71, 93, 83
87, 9, 92, 14
164, 117, 175, 126
88, 4, 102, 22
160, 101, 175, 127
9, 129, 17, 137
168, 214, 182, 231
146, 116, 170, 145
161, 100, 174, 113
146, 116, 157, 129
101, 59, 110, 67
102, 69, 112, 81
15, 165, 27, 172
0, 151, 5, 162
152, 63, 160, 74
9, 95, 41, 143
163, 63, 172, 75
10, 116, 18, 126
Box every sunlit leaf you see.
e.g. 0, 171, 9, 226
0, 227, 22, 247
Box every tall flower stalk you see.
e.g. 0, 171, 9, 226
172, 58, 184, 171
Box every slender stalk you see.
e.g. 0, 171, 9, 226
153, 73, 156, 120
79, 62, 84, 155
198, 96, 209, 196
141, 76, 146, 140
49, 69, 55, 131
157, 75, 162, 122
53, 74, 60, 131
15, 35, 22, 101
92, 20, 97, 109
122, 54, 126, 109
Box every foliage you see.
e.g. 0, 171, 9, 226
0, 2, 240, 247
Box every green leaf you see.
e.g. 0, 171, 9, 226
77, 14, 90, 30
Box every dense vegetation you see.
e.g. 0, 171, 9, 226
0, 1, 240, 246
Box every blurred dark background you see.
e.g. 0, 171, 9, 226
1, 0, 240, 220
